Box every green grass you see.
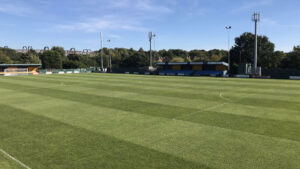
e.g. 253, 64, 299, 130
0, 74, 299, 169
0, 153, 22, 169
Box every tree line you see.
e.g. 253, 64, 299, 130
0, 46, 228, 69
0, 32, 299, 71
229, 32, 300, 71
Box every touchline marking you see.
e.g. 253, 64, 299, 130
0, 149, 32, 169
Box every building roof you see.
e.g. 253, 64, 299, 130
156, 62, 229, 66
0, 64, 42, 67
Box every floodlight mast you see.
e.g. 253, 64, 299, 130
107, 39, 112, 73
149, 32, 156, 67
100, 32, 104, 71
252, 13, 260, 75
225, 26, 232, 72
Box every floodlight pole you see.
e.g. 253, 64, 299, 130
100, 32, 104, 71
225, 26, 232, 72
107, 39, 112, 73
149, 32, 156, 67
252, 13, 260, 75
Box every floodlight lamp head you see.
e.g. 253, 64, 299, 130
225, 26, 232, 29
149, 32, 153, 41
252, 12, 260, 22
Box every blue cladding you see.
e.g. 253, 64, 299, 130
159, 70, 224, 76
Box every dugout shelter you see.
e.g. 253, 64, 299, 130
0, 64, 41, 76
156, 62, 228, 76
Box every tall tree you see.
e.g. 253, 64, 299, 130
19, 50, 41, 64
0, 50, 13, 64
0, 47, 20, 63
282, 46, 300, 69
230, 32, 277, 69
40, 50, 62, 69
263, 51, 286, 69
189, 50, 207, 61
52, 47, 66, 58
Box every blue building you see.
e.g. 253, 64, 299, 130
156, 62, 228, 76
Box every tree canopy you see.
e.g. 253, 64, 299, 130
0, 32, 299, 70
0, 47, 40, 64
282, 46, 300, 69
228, 32, 297, 71
40, 50, 62, 69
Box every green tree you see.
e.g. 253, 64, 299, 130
63, 60, 85, 69
0, 50, 13, 64
189, 50, 207, 61
52, 47, 66, 59
207, 49, 227, 62
41, 50, 62, 69
282, 46, 300, 69
138, 48, 149, 66
262, 51, 286, 69
170, 57, 185, 62
158, 49, 169, 62
230, 32, 277, 69
68, 54, 81, 61
0, 47, 20, 63
19, 50, 41, 64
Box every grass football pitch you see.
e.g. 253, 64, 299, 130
0, 73, 299, 169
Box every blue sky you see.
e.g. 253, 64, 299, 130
0, 0, 299, 52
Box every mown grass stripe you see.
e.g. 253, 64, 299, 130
13, 75, 300, 99
178, 110, 300, 142
4, 96, 300, 169
3, 95, 300, 169
1, 81, 300, 142
216, 103, 300, 123
8, 76, 300, 112
4, 77, 225, 102
0, 81, 198, 119
0, 104, 208, 169
60, 86, 300, 123
2, 74, 300, 169
28, 74, 300, 93
79, 83, 300, 110
61, 73, 300, 90
0, 152, 23, 169
7, 79, 299, 127
63, 73, 300, 86
0, 149, 31, 169
5, 76, 300, 109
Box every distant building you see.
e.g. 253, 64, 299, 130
156, 62, 228, 76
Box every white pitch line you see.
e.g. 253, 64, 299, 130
178, 92, 253, 120
0, 149, 32, 169
178, 102, 228, 120
219, 92, 233, 102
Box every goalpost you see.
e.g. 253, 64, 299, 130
3, 68, 29, 76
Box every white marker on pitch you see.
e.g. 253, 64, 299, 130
0, 149, 32, 169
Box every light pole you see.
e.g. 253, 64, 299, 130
100, 32, 104, 71
252, 13, 260, 75
149, 32, 156, 68
225, 26, 232, 72
107, 39, 112, 73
